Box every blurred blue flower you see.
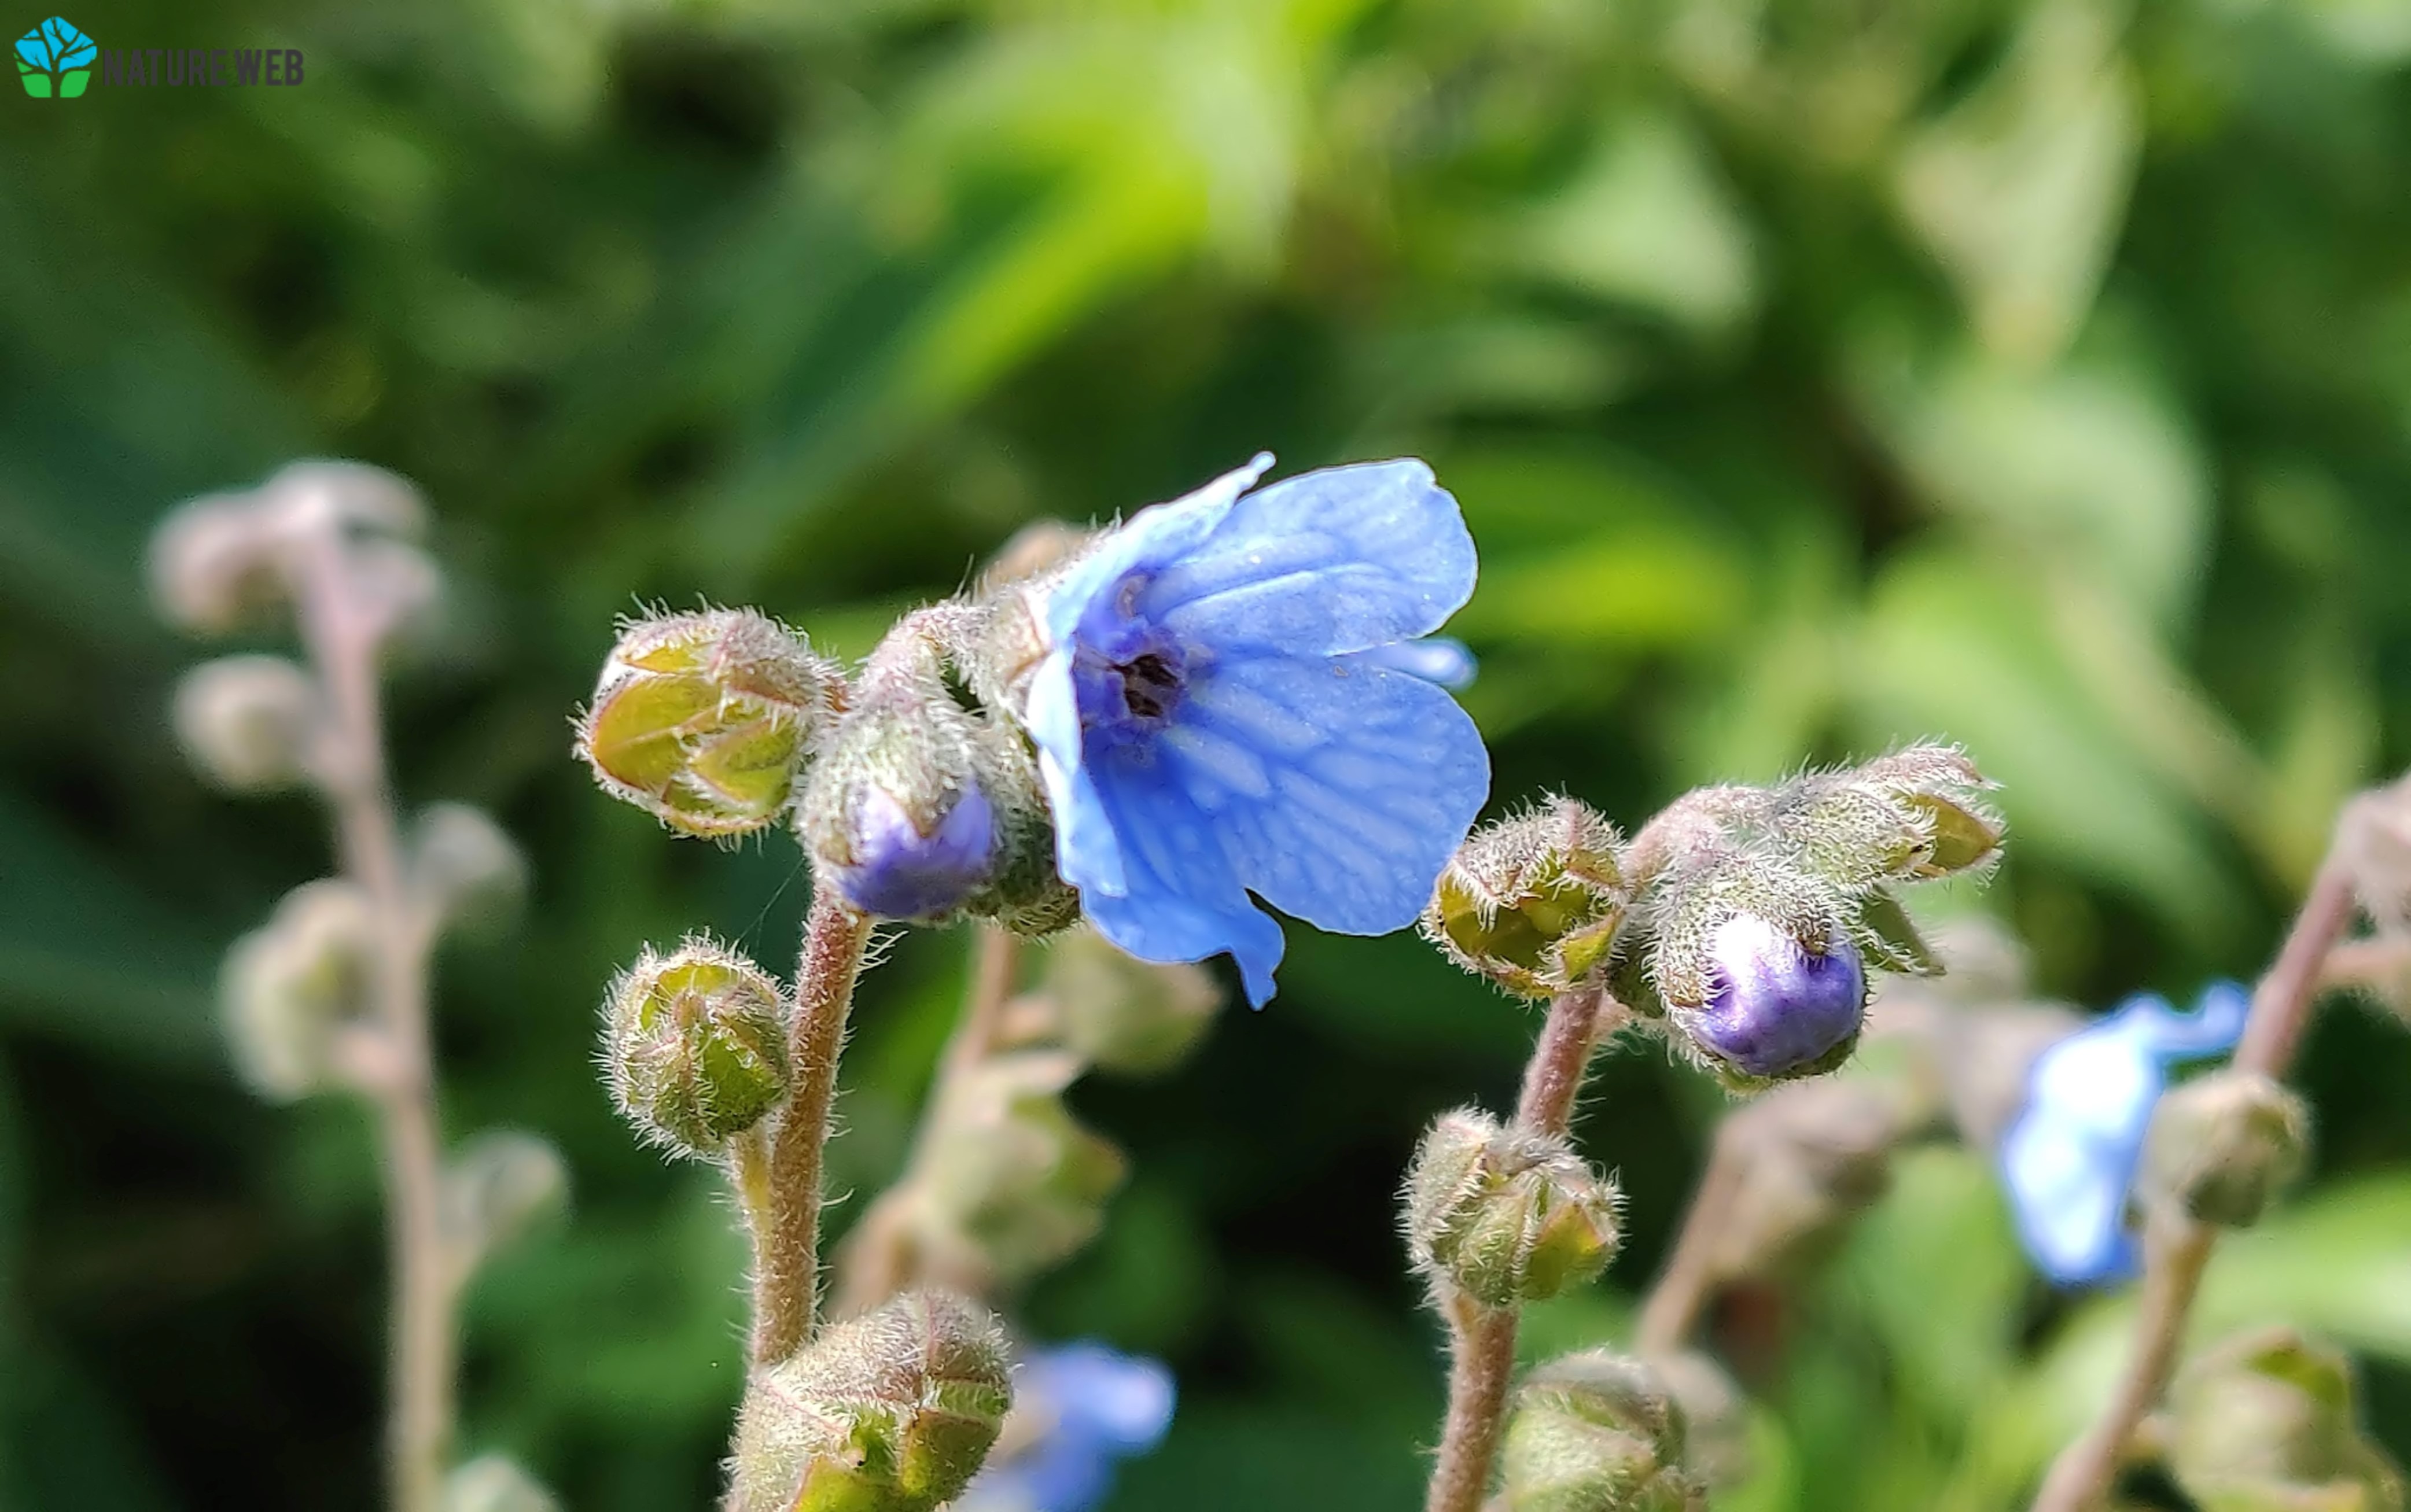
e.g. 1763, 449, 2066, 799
1999, 981, 2251, 1285
957, 1343, 1176, 1512
1025, 454, 1490, 1006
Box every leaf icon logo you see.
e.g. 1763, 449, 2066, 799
16, 16, 95, 98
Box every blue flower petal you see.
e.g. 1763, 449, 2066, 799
1999, 982, 2251, 1286
1076, 744, 1289, 1005
1028, 454, 1488, 1008
1165, 651, 1489, 937
1359, 636, 1477, 689
1041, 454, 1274, 656
1142, 459, 1477, 658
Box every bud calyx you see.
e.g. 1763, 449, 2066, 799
603, 938, 790, 1157
1404, 1109, 1621, 1307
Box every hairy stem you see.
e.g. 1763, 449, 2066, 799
2030, 844, 2360, 1512
749, 886, 874, 1367
1634, 1128, 1747, 1357
1426, 987, 1613, 1512
828, 927, 1019, 1318
293, 526, 452, 1512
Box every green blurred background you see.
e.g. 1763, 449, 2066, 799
8, 0, 2411, 1506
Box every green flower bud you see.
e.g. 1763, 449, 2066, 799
1500, 1352, 1706, 1512
221, 880, 377, 1100
916, 1051, 1127, 1287
728, 1289, 1013, 1512
407, 803, 528, 936
1769, 746, 2004, 890
576, 608, 842, 839
443, 1130, 570, 1270
1423, 796, 1628, 999
2140, 1071, 2310, 1230
1037, 927, 1223, 1076
172, 655, 321, 793
443, 1455, 561, 1512
602, 938, 789, 1157
2168, 1327, 2405, 1512
1404, 1109, 1622, 1307
1700, 1078, 1903, 1284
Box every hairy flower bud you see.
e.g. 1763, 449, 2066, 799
2167, 1327, 2405, 1512
1423, 797, 1628, 998
728, 1289, 1013, 1512
603, 939, 789, 1157
443, 1130, 570, 1269
1404, 1109, 1621, 1307
408, 803, 528, 935
443, 1455, 561, 1512
221, 880, 377, 1099
2140, 1071, 2309, 1229
1618, 749, 1999, 1085
916, 1051, 1127, 1287
1702, 1078, 1904, 1282
803, 610, 1076, 931
1037, 928, 1223, 1075
576, 608, 841, 839
1499, 1352, 1706, 1512
1661, 901, 1869, 1086
172, 655, 321, 793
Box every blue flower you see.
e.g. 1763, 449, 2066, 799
1998, 981, 2251, 1285
957, 1343, 1176, 1512
1024, 455, 1491, 1006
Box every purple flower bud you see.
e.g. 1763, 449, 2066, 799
1680, 914, 1867, 1079
829, 781, 999, 921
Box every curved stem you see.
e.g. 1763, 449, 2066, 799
1634, 1129, 1746, 1358
292, 527, 452, 1512
828, 927, 1019, 1319
749, 886, 874, 1367
1426, 987, 1613, 1512
2030, 844, 2360, 1512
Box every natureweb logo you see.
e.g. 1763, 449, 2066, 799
16, 15, 93, 98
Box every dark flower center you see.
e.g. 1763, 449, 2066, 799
1118, 651, 1183, 721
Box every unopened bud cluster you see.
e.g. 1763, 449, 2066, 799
1612, 746, 2001, 1087
603, 938, 790, 1157
1499, 1352, 1706, 1512
728, 1289, 1013, 1512
152, 460, 439, 643
797, 610, 1068, 931
1404, 1109, 1621, 1307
